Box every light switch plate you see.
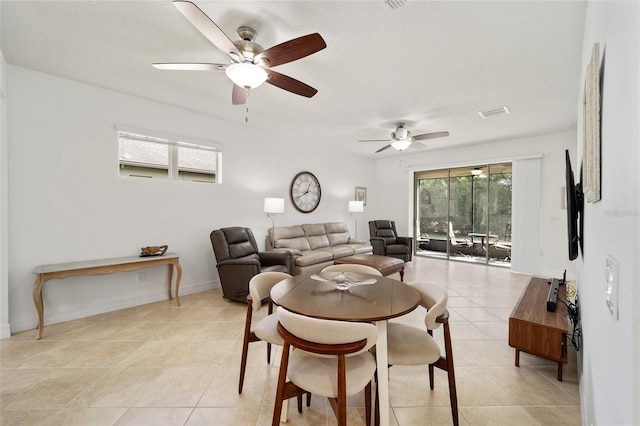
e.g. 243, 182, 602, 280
605, 256, 619, 320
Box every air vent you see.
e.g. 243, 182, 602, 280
385, 0, 407, 10
478, 106, 509, 119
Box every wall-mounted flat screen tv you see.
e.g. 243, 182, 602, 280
565, 150, 583, 260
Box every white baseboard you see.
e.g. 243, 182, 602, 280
0, 322, 10, 339
9, 280, 219, 335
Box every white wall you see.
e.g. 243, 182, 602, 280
374, 131, 577, 279
577, 1, 639, 425
0, 50, 9, 338
6, 65, 377, 333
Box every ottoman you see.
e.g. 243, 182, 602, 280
334, 254, 405, 281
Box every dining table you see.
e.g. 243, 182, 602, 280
270, 272, 420, 426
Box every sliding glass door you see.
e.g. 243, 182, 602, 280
415, 163, 512, 266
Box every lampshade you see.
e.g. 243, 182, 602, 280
471, 167, 483, 176
390, 139, 412, 151
348, 200, 364, 213
225, 63, 268, 89
264, 197, 285, 214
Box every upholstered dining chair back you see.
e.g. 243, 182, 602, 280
278, 308, 378, 355
412, 281, 448, 330
321, 264, 383, 276
249, 271, 291, 312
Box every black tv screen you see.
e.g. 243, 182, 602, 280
565, 150, 582, 260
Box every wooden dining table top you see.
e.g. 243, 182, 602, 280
271, 273, 420, 322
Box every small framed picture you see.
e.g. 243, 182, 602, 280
355, 186, 367, 206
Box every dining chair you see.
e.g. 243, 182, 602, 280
321, 264, 383, 276
272, 308, 379, 426
384, 281, 459, 426
239, 271, 291, 394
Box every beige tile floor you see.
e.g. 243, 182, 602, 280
1, 256, 581, 425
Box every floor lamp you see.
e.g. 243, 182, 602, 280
264, 198, 285, 246
348, 201, 364, 239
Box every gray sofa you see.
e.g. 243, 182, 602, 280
267, 222, 373, 275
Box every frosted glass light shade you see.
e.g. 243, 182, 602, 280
226, 63, 268, 89
348, 201, 364, 213
391, 139, 412, 151
264, 198, 285, 214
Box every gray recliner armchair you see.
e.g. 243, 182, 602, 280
210, 227, 291, 302
369, 220, 413, 262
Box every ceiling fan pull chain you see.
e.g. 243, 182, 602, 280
245, 87, 250, 123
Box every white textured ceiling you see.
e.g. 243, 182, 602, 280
1, 1, 587, 158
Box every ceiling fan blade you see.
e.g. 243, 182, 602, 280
375, 144, 392, 153
232, 84, 247, 105
173, 0, 244, 61
152, 62, 227, 71
358, 139, 391, 143
255, 33, 327, 68
265, 69, 318, 98
410, 141, 427, 149
412, 131, 450, 141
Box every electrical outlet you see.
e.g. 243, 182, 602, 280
137, 272, 145, 282
605, 256, 619, 320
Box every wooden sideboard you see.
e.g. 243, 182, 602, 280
508, 276, 569, 381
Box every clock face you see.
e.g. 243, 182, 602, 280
290, 171, 321, 213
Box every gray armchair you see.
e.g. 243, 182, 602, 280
210, 227, 291, 302
369, 220, 413, 262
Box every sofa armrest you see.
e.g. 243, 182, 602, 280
369, 237, 387, 256
258, 250, 292, 267
396, 236, 414, 247
348, 237, 367, 245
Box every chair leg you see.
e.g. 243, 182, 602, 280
442, 322, 459, 426
267, 342, 272, 364
239, 302, 253, 394
272, 342, 291, 426
429, 364, 435, 390
365, 381, 372, 426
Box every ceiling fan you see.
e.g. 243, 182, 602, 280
359, 122, 450, 153
153, 0, 327, 105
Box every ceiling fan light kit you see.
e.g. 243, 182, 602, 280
225, 63, 267, 89
390, 139, 412, 151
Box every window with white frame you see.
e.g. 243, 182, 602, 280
117, 128, 221, 183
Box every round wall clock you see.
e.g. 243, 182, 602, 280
290, 171, 321, 213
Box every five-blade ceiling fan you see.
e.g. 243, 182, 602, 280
153, 0, 327, 105
358, 122, 450, 153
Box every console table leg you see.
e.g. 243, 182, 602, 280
515, 349, 520, 367
174, 262, 182, 306
167, 264, 174, 301
33, 275, 46, 340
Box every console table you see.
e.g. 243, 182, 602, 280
32, 253, 182, 340
508, 276, 568, 380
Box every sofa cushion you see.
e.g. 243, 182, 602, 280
347, 244, 374, 255
271, 225, 311, 251
318, 246, 353, 258
303, 224, 330, 249
295, 250, 334, 267
325, 222, 350, 246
